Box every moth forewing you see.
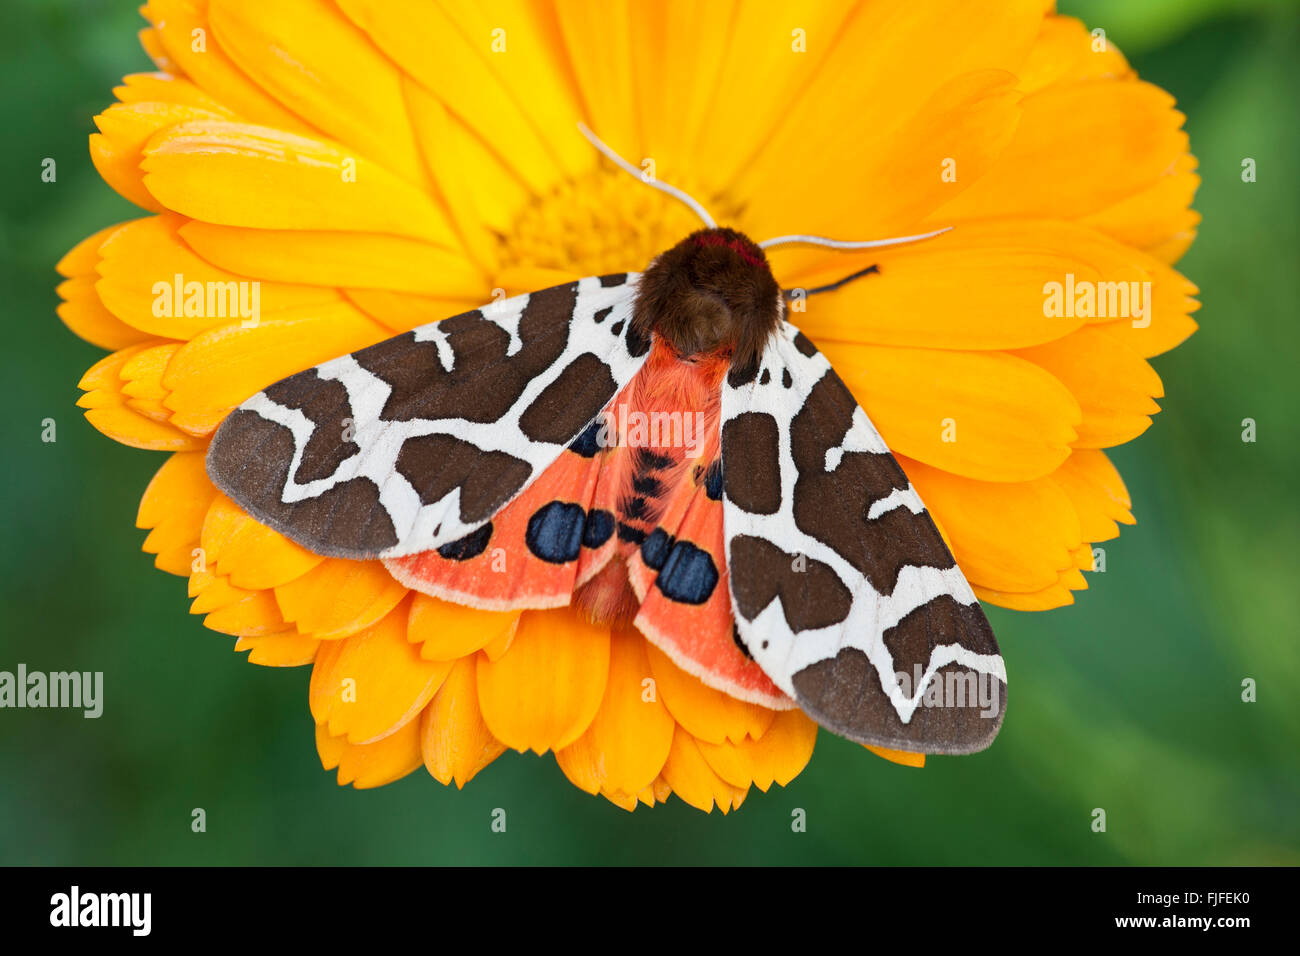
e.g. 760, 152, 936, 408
205, 275, 649, 560
720, 321, 1007, 754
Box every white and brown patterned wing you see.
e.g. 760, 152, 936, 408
720, 320, 1007, 754
206, 274, 648, 559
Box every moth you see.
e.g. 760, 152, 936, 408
206, 127, 1007, 755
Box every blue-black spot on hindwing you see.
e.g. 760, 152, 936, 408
640, 528, 675, 570
582, 508, 614, 548
569, 420, 604, 457
657, 541, 719, 605
525, 501, 586, 563
437, 523, 493, 561
703, 460, 724, 501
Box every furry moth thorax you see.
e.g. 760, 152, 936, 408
632, 228, 782, 373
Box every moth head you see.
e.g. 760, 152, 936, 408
632, 228, 782, 371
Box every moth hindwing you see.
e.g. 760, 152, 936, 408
206, 274, 650, 559
720, 320, 1007, 754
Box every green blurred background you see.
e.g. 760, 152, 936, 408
1, 0, 1297, 865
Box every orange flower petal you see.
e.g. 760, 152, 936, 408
275, 557, 408, 642
343, 289, 479, 335
189, 570, 288, 636
934, 79, 1188, 224
200, 493, 324, 590
142, 0, 317, 134
56, 276, 148, 351
1092, 257, 1200, 358
316, 719, 423, 789
209, 0, 428, 187
179, 221, 487, 298
137, 26, 178, 74
137, 450, 216, 575
865, 745, 926, 768
696, 720, 821, 790
119, 343, 182, 421
76, 345, 205, 451
791, 220, 1156, 351
822, 342, 1081, 482
480, 625, 516, 662
901, 455, 1081, 594
476, 608, 610, 754
56, 221, 130, 279
973, 579, 1076, 611
234, 630, 320, 667
113, 73, 228, 111
141, 121, 456, 246
660, 726, 748, 814
188, 568, 254, 611
401, 78, 511, 266
421, 657, 506, 788
1050, 449, 1135, 544
749, 69, 1021, 242
732, 709, 818, 791
339, 0, 576, 194
1014, 326, 1164, 448
202, 591, 288, 637
309, 600, 453, 743
644, 640, 776, 745
92, 99, 234, 211
736, 0, 1048, 238
160, 302, 388, 435
407, 593, 519, 661
1082, 152, 1201, 261
1014, 16, 1132, 94
556, 630, 675, 795
95, 215, 341, 339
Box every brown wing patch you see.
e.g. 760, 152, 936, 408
353, 288, 575, 424
394, 434, 533, 523
206, 409, 399, 556
729, 534, 852, 632
721, 412, 782, 514
262, 372, 358, 485
792, 593, 1006, 755
789, 370, 955, 594
518, 352, 618, 443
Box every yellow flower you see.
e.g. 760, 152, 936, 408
59, 0, 1198, 810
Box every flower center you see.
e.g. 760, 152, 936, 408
498, 167, 735, 276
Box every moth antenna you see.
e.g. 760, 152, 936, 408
577, 121, 718, 229
758, 228, 951, 250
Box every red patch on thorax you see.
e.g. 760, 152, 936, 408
692, 232, 765, 268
